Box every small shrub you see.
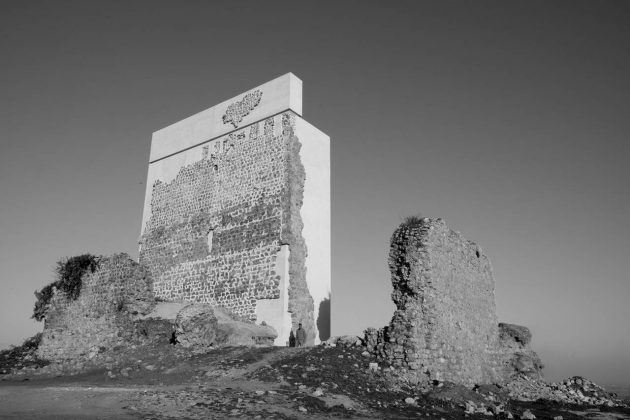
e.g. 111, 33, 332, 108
32, 254, 101, 321
401, 214, 425, 227
0, 333, 49, 372
32, 284, 55, 322
55, 254, 100, 300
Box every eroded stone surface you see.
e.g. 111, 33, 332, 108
174, 302, 277, 348
37, 254, 155, 361
365, 218, 543, 385
498, 323, 544, 379
36, 256, 278, 363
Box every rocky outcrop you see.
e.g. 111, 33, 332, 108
497, 323, 544, 379
364, 217, 544, 385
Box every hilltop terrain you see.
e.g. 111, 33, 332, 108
3, 220, 628, 419
1, 337, 629, 419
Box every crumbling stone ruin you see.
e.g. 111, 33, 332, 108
36, 254, 276, 363
30, 74, 330, 363
139, 73, 330, 346
30, 75, 539, 387
364, 217, 543, 385
497, 322, 543, 379
37, 254, 155, 361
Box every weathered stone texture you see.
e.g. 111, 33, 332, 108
36, 254, 279, 362
173, 303, 277, 348
497, 323, 544, 379
366, 218, 542, 385
139, 112, 315, 343
384, 218, 501, 384
37, 254, 155, 361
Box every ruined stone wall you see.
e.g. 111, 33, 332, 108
369, 218, 501, 385
37, 254, 154, 361
365, 218, 543, 385
139, 112, 316, 343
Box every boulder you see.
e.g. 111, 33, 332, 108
159, 302, 276, 348
175, 304, 219, 349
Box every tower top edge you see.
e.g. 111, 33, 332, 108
149, 73, 303, 162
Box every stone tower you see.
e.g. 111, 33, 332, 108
139, 74, 330, 345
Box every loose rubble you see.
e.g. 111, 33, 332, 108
504, 374, 627, 408
1, 341, 629, 419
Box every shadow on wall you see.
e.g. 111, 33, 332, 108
317, 297, 331, 342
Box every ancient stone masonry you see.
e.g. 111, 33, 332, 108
139, 74, 330, 345
365, 218, 543, 385
37, 254, 155, 361
35, 254, 279, 362
141, 114, 301, 323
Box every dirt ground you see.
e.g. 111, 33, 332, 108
1, 345, 629, 419
0, 385, 139, 419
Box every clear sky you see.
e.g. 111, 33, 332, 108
1, 1, 628, 386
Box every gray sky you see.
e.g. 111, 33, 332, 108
1, 1, 628, 385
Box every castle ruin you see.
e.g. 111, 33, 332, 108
364, 218, 542, 385
138, 74, 331, 346
33, 75, 542, 387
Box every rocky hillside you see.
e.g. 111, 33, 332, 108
1, 336, 629, 419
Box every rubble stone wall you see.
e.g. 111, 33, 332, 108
139, 112, 315, 343
37, 254, 154, 361
365, 218, 544, 385
392, 218, 501, 384
366, 219, 503, 385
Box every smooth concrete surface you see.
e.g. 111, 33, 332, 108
150, 73, 302, 162
296, 117, 331, 344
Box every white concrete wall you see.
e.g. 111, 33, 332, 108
295, 117, 331, 344
150, 73, 302, 162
